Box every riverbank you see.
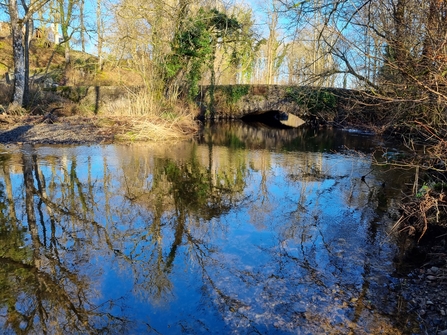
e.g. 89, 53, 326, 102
396, 225, 447, 334
0, 113, 199, 144
0, 115, 111, 144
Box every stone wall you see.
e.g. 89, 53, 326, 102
54, 86, 140, 113
56, 86, 133, 104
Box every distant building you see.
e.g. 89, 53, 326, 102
34, 24, 61, 45
0, 21, 61, 44
48, 23, 61, 45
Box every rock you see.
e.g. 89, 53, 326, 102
428, 266, 439, 274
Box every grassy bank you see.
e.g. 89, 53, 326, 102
0, 83, 200, 142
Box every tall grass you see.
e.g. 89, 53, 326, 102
0, 84, 12, 107
101, 87, 200, 142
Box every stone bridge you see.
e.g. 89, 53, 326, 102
197, 85, 355, 127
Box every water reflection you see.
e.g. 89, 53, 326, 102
0, 122, 418, 334
199, 120, 378, 152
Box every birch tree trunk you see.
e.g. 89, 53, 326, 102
96, 0, 103, 70
24, 19, 33, 106
266, 7, 279, 85
9, 0, 26, 107
8, 0, 50, 108
80, 0, 85, 52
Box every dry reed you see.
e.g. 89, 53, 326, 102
101, 88, 200, 142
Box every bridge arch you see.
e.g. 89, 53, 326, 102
198, 85, 306, 125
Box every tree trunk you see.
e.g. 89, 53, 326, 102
393, 0, 407, 67
80, 0, 86, 52
9, 0, 25, 107
96, 0, 103, 70
65, 43, 70, 65
24, 19, 33, 106
422, 0, 447, 70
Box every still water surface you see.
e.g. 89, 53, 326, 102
0, 121, 419, 334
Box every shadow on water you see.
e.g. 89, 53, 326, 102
0, 122, 421, 334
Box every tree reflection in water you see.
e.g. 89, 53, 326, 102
0, 148, 129, 334
0, 124, 418, 334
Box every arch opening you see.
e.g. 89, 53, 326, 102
241, 110, 305, 128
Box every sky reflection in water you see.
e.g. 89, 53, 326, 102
0, 123, 418, 334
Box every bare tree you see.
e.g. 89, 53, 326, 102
275, 0, 447, 125
96, 0, 103, 69
5, 0, 50, 108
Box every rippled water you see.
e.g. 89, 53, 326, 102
0, 122, 419, 334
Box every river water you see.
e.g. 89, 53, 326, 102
0, 121, 420, 334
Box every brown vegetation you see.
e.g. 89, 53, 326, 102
0, 34, 198, 142
376, 122, 447, 246
1, 33, 144, 87
0, 84, 199, 143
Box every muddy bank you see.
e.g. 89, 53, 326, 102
0, 115, 116, 145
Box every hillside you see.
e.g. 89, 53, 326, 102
0, 35, 141, 87
1, 36, 65, 76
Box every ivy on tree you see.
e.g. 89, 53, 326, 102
163, 8, 242, 101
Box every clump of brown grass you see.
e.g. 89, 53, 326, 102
111, 114, 199, 142
6, 103, 27, 115
0, 83, 12, 106
101, 88, 200, 142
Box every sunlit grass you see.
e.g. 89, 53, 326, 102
100, 88, 200, 142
